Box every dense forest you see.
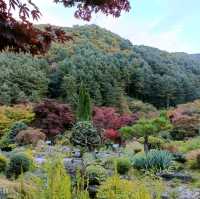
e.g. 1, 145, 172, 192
44, 24, 200, 108
1, 24, 200, 109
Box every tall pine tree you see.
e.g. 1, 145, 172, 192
77, 83, 92, 121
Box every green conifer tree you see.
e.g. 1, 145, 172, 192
77, 83, 92, 121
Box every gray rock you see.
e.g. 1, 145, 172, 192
157, 172, 193, 182
88, 185, 99, 198
62, 146, 71, 153
163, 186, 200, 199
161, 193, 170, 199
73, 150, 81, 158
64, 157, 83, 176
177, 186, 200, 199
95, 151, 119, 159
35, 156, 46, 164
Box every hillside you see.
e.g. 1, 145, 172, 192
45, 25, 200, 108
0, 24, 200, 108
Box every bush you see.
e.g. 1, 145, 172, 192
188, 154, 200, 170
85, 165, 107, 185
120, 115, 172, 141
44, 159, 72, 199
15, 128, 46, 146
33, 99, 75, 137
178, 137, 200, 153
124, 141, 144, 154
104, 129, 120, 142
133, 150, 173, 172
97, 175, 152, 199
0, 154, 8, 172
168, 107, 200, 139
128, 99, 157, 113
159, 131, 172, 140
70, 121, 101, 150
116, 157, 131, 175
92, 106, 138, 131
119, 126, 135, 140
0, 52, 48, 105
138, 136, 165, 149
163, 143, 178, 153
0, 122, 28, 150
170, 129, 189, 140
0, 105, 34, 136
6, 153, 31, 179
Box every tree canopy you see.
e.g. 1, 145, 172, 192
46, 25, 200, 108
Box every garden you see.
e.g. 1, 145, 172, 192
0, 82, 200, 199
1, 1, 200, 197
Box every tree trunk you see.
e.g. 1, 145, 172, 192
144, 135, 149, 154
166, 95, 170, 109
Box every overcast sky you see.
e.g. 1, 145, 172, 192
31, 0, 200, 53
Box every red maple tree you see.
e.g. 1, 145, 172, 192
0, 0, 131, 54
92, 106, 138, 130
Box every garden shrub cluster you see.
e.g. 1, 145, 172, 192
0, 122, 28, 150
116, 157, 132, 175
0, 105, 34, 136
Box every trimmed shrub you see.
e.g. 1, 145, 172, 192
138, 136, 165, 149
0, 122, 28, 150
70, 121, 101, 150
0, 154, 8, 172
116, 157, 131, 175
133, 150, 173, 172
85, 165, 107, 185
33, 99, 75, 137
6, 153, 31, 179
15, 128, 46, 146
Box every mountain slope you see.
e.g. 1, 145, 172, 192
45, 25, 200, 108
